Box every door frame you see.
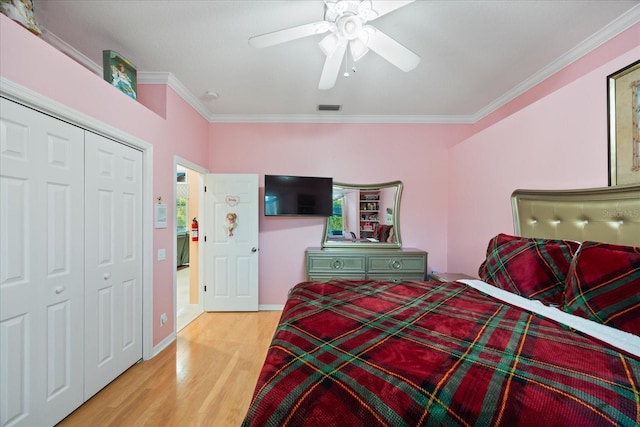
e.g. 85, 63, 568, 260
173, 156, 208, 328
1, 77, 156, 360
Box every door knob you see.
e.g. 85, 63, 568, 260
251, 247, 258, 253
54, 286, 65, 294
104, 273, 111, 280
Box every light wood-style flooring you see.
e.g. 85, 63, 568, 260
58, 311, 282, 427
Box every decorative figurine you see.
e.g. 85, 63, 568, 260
225, 212, 237, 237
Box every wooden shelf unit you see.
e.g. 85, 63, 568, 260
359, 190, 380, 238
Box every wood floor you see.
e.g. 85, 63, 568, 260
58, 311, 282, 427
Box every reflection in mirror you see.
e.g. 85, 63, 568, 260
322, 181, 403, 249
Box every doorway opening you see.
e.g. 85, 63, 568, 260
176, 163, 204, 331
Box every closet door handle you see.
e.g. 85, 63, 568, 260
103, 273, 111, 280
54, 286, 65, 294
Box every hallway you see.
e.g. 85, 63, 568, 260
177, 266, 201, 331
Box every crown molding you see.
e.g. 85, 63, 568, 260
206, 114, 475, 124
137, 71, 213, 120
470, 3, 640, 123
40, 28, 102, 76
38, 4, 640, 125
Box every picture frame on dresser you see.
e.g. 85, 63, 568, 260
608, 59, 640, 186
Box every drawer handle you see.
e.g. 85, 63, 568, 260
332, 259, 344, 269
390, 259, 402, 270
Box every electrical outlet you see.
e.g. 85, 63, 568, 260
160, 312, 168, 326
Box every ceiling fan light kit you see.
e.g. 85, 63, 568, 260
248, 0, 421, 90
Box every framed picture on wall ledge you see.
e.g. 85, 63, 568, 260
102, 50, 138, 101
608, 59, 640, 186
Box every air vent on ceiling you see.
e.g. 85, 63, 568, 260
317, 104, 342, 111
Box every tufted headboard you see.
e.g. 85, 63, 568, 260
511, 185, 640, 247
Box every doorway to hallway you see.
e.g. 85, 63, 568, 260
176, 162, 205, 331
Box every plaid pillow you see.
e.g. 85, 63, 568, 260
563, 241, 640, 336
478, 233, 580, 305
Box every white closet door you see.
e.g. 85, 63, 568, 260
0, 99, 85, 426
84, 132, 142, 398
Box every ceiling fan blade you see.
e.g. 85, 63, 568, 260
318, 41, 347, 90
249, 21, 333, 48
367, 0, 416, 20
366, 27, 421, 72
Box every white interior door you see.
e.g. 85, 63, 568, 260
204, 174, 259, 311
84, 132, 143, 398
0, 99, 85, 426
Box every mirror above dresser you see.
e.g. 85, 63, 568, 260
322, 181, 403, 249
311, 180, 427, 282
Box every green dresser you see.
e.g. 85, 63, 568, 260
306, 247, 427, 282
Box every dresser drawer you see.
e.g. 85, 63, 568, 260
368, 254, 426, 274
307, 255, 366, 274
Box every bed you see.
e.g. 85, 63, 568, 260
243, 185, 640, 426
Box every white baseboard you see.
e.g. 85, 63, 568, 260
150, 332, 176, 359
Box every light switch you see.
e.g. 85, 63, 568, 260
157, 249, 166, 260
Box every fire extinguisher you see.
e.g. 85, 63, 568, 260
191, 218, 199, 242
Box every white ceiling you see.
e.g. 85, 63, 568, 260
32, 0, 640, 123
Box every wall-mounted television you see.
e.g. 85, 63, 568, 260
264, 175, 333, 217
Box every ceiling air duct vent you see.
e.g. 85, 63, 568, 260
317, 104, 342, 111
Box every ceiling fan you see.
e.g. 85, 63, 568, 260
249, 0, 421, 90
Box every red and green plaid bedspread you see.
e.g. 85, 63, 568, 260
243, 280, 640, 427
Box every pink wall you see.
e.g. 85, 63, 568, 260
210, 123, 467, 304
0, 15, 210, 346
210, 23, 640, 303
446, 25, 640, 276
3, 12, 638, 344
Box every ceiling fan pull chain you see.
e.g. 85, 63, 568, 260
344, 50, 350, 77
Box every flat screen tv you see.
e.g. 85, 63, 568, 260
264, 175, 333, 217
